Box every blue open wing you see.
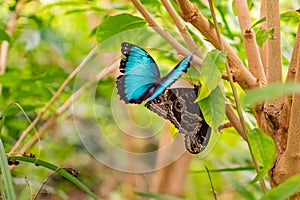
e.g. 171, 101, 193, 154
148, 52, 194, 102
117, 42, 194, 104
116, 42, 161, 103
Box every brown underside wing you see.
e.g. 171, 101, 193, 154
145, 87, 211, 154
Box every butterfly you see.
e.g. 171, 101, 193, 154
116, 43, 210, 154
116, 42, 194, 104
145, 87, 211, 154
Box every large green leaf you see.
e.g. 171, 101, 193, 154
197, 50, 226, 101
96, 13, 146, 43
136, 191, 183, 200
242, 82, 300, 106
248, 128, 275, 183
0, 139, 16, 200
261, 173, 300, 200
199, 85, 225, 130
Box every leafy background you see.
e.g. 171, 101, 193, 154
0, 0, 299, 199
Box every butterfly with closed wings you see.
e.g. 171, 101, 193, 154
116, 42, 211, 154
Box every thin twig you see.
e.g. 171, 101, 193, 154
286, 22, 300, 82
130, 0, 203, 65
16, 56, 118, 155
33, 169, 58, 200
207, 0, 267, 192
9, 46, 98, 156
160, 0, 203, 58
176, 0, 258, 90
205, 166, 217, 200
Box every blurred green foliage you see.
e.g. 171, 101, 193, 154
0, 0, 299, 199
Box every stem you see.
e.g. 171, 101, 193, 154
205, 166, 218, 200
9, 46, 98, 155
130, 0, 203, 65
266, 0, 282, 83
234, 0, 266, 84
176, 0, 258, 90
281, 26, 300, 177
208, 0, 267, 192
15, 56, 118, 156
286, 23, 300, 82
160, 0, 203, 58
259, 0, 267, 73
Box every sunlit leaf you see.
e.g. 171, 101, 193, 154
243, 82, 300, 106
256, 28, 274, 47
261, 173, 300, 200
280, 11, 300, 21
169, 123, 178, 137
199, 85, 225, 130
197, 50, 226, 100
96, 13, 146, 43
196, 76, 210, 102
248, 128, 275, 183
249, 17, 266, 30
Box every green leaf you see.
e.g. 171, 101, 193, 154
96, 13, 146, 43
190, 166, 256, 173
11, 156, 99, 200
248, 128, 275, 183
197, 50, 226, 100
196, 76, 210, 102
261, 173, 300, 200
0, 29, 10, 43
199, 85, 225, 130
249, 17, 266, 30
280, 11, 300, 21
242, 82, 300, 106
136, 191, 183, 200
256, 28, 273, 47
232, 179, 255, 200
0, 71, 22, 87
169, 123, 178, 137
0, 139, 16, 200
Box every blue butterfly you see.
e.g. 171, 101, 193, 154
116, 42, 194, 104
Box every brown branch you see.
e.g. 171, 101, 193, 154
274, 32, 300, 187
225, 104, 246, 140
176, 0, 258, 90
131, 0, 203, 65
207, 0, 267, 192
266, 0, 282, 83
286, 23, 300, 82
160, 0, 203, 58
234, 0, 266, 84
259, 0, 267, 74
